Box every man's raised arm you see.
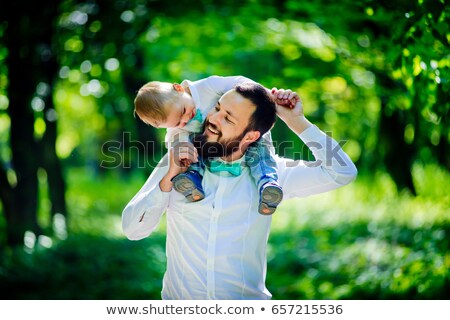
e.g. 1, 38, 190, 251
271, 89, 358, 199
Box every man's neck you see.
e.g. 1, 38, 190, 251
221, 147, 247, 162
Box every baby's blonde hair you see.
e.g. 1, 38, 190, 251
134, 81, 179, 125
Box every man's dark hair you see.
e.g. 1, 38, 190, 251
235, 82, 276, 138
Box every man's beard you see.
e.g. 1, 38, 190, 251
192, 120, 247, 159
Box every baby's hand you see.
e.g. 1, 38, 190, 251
168, 140, 199, 177
271, 88, 299, 109
270, 88, 304, 122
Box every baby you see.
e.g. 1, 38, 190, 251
134, 76, 283, 215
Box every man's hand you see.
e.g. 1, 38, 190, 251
271, 88, 312, 135
160, 141, 199, 192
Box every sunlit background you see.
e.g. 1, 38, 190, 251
0, 0, 449, 299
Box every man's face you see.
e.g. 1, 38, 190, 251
194, 90, 257, 158
205, 90, 255, 143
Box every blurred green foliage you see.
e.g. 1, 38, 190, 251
0, 235, 166, 299
267, 163, 450, 299
0, 0, 449, 299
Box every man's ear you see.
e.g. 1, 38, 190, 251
243, 130, 260, 144
173, 83, 184, 93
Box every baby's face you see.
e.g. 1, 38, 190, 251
145, 94, 196, 129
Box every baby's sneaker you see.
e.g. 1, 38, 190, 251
258, 182, 283, 215
172, 171, 205, 202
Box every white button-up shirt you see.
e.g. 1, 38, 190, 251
122, 125, 357, 299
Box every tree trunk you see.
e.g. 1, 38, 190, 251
40, 97, 68, 220
5, 5, 41, 246
38, 5, 68, 221
379, 102, 417, 195
3, 1, 62, 246
0, 165, 15, 246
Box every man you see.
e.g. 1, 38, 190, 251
122, 83, 357, 299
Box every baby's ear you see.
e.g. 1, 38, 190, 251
173, 83, 184, 93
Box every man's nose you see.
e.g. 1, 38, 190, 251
208, 112, 220, 126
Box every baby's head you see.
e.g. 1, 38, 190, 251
134, 81, 196, 128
